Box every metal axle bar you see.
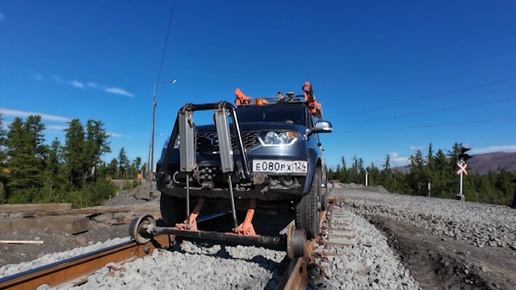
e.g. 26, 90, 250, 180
150, 226, 285, 248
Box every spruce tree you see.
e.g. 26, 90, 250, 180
84, 120, 111, 182
117, 147, 130, 179
0, 114, 7, 203
63, 119, 87, 188
44, 138, 66, 202
5, 116, 47, 203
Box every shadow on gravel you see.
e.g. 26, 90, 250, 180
369, 215, 516, 290
165, 240, 289, 290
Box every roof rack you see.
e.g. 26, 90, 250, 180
234, 81, 323, 118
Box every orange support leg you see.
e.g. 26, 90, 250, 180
236, 198, 257, 236
176, 196, 205, 231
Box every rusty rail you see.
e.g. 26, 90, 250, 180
276, 204, 331, 290
0, 235, 171, 290
275, 241, 313, 290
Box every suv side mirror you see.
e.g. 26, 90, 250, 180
313, 120, 333, 133
305, 120, 333, 136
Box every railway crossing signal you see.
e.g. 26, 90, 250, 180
456, 162, 468, 175
456, 146, 473, 201
458, 146, 473, 162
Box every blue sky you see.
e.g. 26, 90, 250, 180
1, 0, 515, 170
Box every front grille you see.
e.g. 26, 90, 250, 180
196, 131, 259, 153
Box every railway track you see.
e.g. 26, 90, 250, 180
0, 208, 335, 290
0, 236, 311, 290
0, 235, 170, 289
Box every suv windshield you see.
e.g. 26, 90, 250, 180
236, 105, 306, 125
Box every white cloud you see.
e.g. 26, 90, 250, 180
0, 108, 72, 122
69, 80, 84, 88
104, 87, 134, 97
473, 144, 516, 154
388, 152, 410, 165
107, 131, 122, 137
409, 145, 422, 151
34, 74, 134, 97
50, 75, 64, 84
46, 124, 69, 132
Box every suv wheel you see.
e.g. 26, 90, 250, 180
295, 167, 322, 239
160, 194, 187, 226
321, 192, 328, 211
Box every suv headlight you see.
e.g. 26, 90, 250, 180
259, 131, 300, 146
163, 136, 180, 149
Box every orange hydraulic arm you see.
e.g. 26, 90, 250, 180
235, 88, 252, 106
302, 81, 323, 118
235, 82, 323, 118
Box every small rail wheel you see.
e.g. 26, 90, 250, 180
287, 226, 306, 258
129, 215, 155, 244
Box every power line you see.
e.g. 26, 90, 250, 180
155, 0, 177, 84
336, 77, 516, 117
343, 96, 516, 125
332, 117, 516, 134
148, 0, 177, 196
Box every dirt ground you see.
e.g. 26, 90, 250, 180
0, 180, 159, 267
2, 183, 516, 290
370, 215, 516, 290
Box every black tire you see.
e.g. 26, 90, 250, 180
295, 167, 322, 239
321, 192, 328, 211
160, 194, 187, 226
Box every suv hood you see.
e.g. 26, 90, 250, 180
196, 122, 306, 133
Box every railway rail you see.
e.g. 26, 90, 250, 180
0, 208, 336, 290
0, 235, 170, 289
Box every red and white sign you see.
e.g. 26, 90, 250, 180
456, 162, 468, 175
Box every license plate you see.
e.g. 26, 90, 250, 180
253, 160, 308, 173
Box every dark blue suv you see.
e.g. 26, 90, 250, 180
156, 86, 332, 238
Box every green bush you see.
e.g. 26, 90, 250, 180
122, 179, 140, 190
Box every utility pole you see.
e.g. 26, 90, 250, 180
149, 79, 176, 197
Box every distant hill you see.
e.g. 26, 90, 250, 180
394, 152, 516, 175
468, 152, 516, 175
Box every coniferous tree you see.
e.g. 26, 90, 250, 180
106, 158, 118, 179
84, 120, 111, 182
117, 148, 130, 179
133, 156, 142, 175
5, 116, 47, 203
339, 156, 347, 182
379, 154, 392, 188
63, 119, 88, 188
406, 149, 426, 195
367, 163, 380, 186
431, 149, 454, 198
44, 138, 65, 202
0, 114, 7, 203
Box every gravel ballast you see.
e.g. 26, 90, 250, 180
312, 206, 420, 290
2, 182, 515, 289
340, 184, 516, 250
